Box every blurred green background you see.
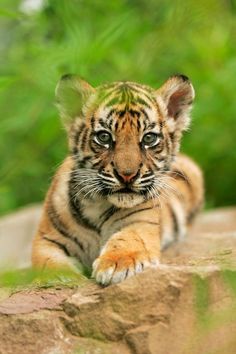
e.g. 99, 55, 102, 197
0, 0, 236, 216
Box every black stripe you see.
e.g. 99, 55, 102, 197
89, 140, 103, 154
69, 196, 99, 233
169, 132, 175, 143
98, 86, 119, 103
122, 120, 127, 129
77, 155, 92, 168
100, 172, 113, 178
90, 116, 95, 129
108, 117, 115, 129
134, 97, 151, 109
117, 109, 126, 118
68, 171, 100, 233
133, 90, 156, 106
92, 159, 103, 168
99, 206, 120, 229
146, 122, 157, 130
142, 171, 154, 178
98, 119, 109, 129
127, 83, 152, 95
106, 96, 120, 107
155, 156, 165, 162
112, 207, 154, 224
167, 203, 179, 240
106, 109, 115, 119
129, 109, 140, 118
165, 134, 171, 155
123, 220, 159, 227
42, 236, 71, 257
80, 127, 89, 151
140, 108, 149, 121
137, 119, 141, 131
154, 101, 163, 119
47, 202, 85, 252
150, 141, 164, 153
72, 124, 85, 155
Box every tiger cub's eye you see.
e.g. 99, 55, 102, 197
142, 133, 159, 147
95, 131, 112, 146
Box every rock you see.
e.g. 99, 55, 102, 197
0, 206, 236, 353
0, 204, 42, 268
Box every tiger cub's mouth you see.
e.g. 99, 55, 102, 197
113, 187, 137, 194
107, 189, 145, 208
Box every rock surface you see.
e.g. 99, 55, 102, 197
0, 206, 236, 354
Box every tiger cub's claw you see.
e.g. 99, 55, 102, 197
92, 250, 159, 285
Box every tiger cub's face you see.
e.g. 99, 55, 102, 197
56, 75, 194, 208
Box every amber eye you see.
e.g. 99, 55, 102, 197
95, 131, 112, 146
142, 133, 159, 147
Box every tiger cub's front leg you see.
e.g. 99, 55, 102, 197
92, 222, 160, 285
32, 73, 203, 287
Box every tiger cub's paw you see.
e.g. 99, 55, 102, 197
92, 250, 159, 286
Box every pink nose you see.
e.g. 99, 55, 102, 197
114, 169, 138, 184
120, 172, 137, 183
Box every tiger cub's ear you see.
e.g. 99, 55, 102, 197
156, 75, 195, 132
55, 74, 95, 126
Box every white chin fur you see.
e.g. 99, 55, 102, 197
108, 193, 144, 208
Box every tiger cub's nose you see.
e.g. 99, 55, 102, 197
114, 168, 139, 184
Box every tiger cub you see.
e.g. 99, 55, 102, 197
32, 74, 204, 285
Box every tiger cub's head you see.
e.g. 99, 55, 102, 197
56, 75, 194, 208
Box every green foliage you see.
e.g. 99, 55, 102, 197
1, 0, 236, 214
0, 267, 88, 289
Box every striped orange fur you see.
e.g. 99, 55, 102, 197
32, 74, 204, 285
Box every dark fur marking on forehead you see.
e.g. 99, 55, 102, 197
101, 84, 132, 106
121, 120, 126, 129
106, 108, 115, 119
137, 119, 141, 131
98, 119, 109, 129
113, 84, 134, 107
115, 121, 119, 131
96, 88, 117, 104
118, 110, 126, 118
134, 97, 151, 109
98, 83, 158, 125
108, 118, 114, 130
116, 108, 141, 119
130, 82, 153, 91
104, 83, 152, 107
129, 109, 140, 117
146, 122, 157, 130
126, 85, 156, 105
153, 99, 163, 121
106, 96, 120, 107
140, 108, 149, 120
